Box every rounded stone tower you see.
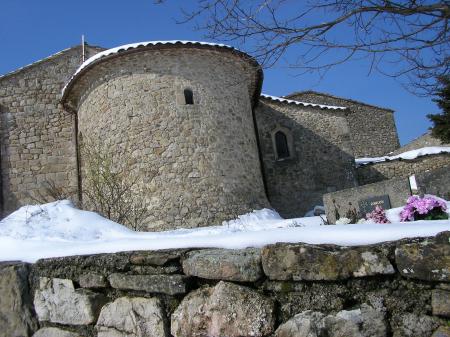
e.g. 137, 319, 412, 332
62, 41, 269, 231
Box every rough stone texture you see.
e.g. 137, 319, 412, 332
0, 45, 102, 216
275, 304, 387, 337
171, 281, 275, 337
432, 289, 450, 317
0, 262, 38, 337
255, 98, 357, 218
357, 153, 450, 186
265, 275, 437, 328
32, 252, 130, 280
262, 243, 394, 281
396, 243, 450, 282
129, 265, 181, 275
415, 166, 450, 201
129, 249, 187, 266
32, 327, 81, 337
65, 46, 269, 231
392, 314, 441, 337
34, 277, 106, 325
79, 273, 108, 289
182, 248, 262, 282
108, 273, 187, 295
285, 90, 400, 157
323, 177, 411, 224
432, 326, 450, 337
96, 296, 167, 337
435, 231, 450, 245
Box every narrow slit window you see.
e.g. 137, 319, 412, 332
275, 131, 290, 159
184, 89, 194, 105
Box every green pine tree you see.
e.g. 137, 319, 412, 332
428, 76, 450, 143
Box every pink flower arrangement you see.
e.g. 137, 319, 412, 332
400, 195, 448, 221
366, 206, 390, 224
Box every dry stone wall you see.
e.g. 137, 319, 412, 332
2, 231, 449, 337
65, 47, 269, 231
287, 91, 400, 157
0, 46, 102, 216
255, 99, 357, 217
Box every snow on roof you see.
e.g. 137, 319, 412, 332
284, 90, 394, 112
261, 93, 347, 111
62, 40, 240, 96
355, 146, 450, 166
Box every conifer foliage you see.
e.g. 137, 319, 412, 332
428, 76, 450, 143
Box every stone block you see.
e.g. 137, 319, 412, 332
33, 252, 130, 279
0, 262, 38, 337
396, 243, 450, 282
96, 297, 167, 337
34, 277, 106, 325
171, 281, 274, 337
182, 248, 262, 282
262, 243, 394, 281
32, 327, 81, 337
275, 304, 387, 337
432, 289, 450, 317
79, 273, 108, 289
129, 249, 186, 266
108, 273, 187, 295
130, 264, 181, 275
392, 313, 441, 337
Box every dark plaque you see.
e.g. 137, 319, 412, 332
358, 195, 391, 215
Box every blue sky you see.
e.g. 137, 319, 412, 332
0, 1, 439, 145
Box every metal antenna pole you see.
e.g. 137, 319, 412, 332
81, 35, 86, 63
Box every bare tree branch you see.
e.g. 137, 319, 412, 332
156, 0, 449, 95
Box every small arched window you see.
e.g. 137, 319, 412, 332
275, 130, 290, 159
184, 89, 194, 105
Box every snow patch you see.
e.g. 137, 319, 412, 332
0, 200, 449, 263
355, 146, 450, 165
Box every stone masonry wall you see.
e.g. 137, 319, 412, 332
255, 99, 357, 218
287, 91, 400, 157
0, 46, 102, 216
1, 231, 450, 337
357, 153, 450, 185
68, 47, 269, 231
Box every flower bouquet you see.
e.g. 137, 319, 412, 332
400, 195, 448, 221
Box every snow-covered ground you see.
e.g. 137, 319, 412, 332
0, 200, 449, 263
355, 146, 450, 165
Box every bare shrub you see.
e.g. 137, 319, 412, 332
80, 140, 153, 231
28, 179, 76, 205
